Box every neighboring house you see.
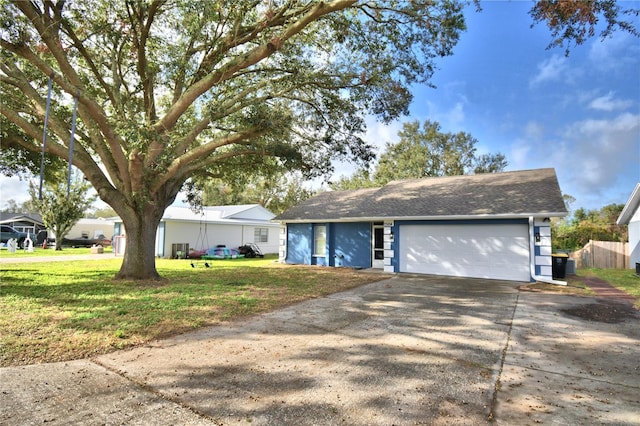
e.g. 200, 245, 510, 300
275, 168, 567, 282
0, 214, 114, 246
617, 183, 640, 270
62, 218, 116, 247
0, 213, 46, 239
114, 204, 279, 258
65, 218, 116, 240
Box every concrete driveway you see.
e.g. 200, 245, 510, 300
1, 274, 638, 425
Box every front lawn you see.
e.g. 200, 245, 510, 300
0, 256, 385, 366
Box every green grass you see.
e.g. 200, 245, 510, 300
0, 255, 385, 366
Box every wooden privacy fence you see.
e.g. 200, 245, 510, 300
570, 240, 629, 269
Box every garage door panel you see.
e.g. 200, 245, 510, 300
399, 224, 530, 281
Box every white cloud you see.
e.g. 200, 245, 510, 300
588, 31, 640, 72
504, 113, 639, 209
529, 54, 568, 87
523, 121, 544, 140
0, 176, 33, 208
421, 98, 467, 132
588, 91, 633, 112
445, 102, 466, 131
364, 118, 401, 151
0, 174, 110, 211
559, 112, 640, 195
507, 139, 533, 171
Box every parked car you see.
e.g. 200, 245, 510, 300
0, 225, 30, 248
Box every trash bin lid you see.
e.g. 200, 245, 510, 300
551, 253, 569, 258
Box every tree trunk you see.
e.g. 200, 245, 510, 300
115, 205, 164, 280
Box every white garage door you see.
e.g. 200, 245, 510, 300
399, 223, 531, 282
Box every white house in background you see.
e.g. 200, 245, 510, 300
66, 218, 115, 240
617, 183, 640, 271
114, 204, 279, 258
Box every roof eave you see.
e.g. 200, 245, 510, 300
161, 217, 278, 227
274, 212, 568, 223
617, 183, 640, 225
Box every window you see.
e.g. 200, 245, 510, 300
313, 225, 326, 256
254, 227, 269, 243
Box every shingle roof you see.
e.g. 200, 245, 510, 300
0, 213, 44, 225
275, 168, 567, 222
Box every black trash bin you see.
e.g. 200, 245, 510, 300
551, 253, 569, 279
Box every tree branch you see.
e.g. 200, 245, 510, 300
154, 0, 357, 134
151, 126, 267, 192
2, 38, 132, 193
55, 8, 118, 107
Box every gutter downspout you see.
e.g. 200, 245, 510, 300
529, 216, 567, 286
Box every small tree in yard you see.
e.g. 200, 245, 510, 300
29, 178, 95, 251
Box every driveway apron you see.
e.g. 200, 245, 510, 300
495, 291, 640, 425
100, 275, 518, 425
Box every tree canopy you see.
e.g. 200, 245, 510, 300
198, 172, 313, 215
331, 119, 507, 190
552, 203, 627, 250
530, 0, 639, 54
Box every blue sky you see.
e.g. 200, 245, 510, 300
1, 2, 638, 215
342, 1, 640, 214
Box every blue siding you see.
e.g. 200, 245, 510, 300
286, 223, 313, 265
285, 222, 372, 268
330, 222, 371, 268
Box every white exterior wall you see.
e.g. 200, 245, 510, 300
279, 225, 287, 263
629, 207, 640, 269
383, 221, 395, 273
160, 221, 278, 258
534, 218, 552, 279
65, 219, 115, 240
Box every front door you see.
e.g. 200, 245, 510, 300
372, 223, 384, 268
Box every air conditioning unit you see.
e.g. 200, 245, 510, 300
172, 243, 189, 259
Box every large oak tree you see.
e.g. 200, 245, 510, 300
1, 0, 467, 279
